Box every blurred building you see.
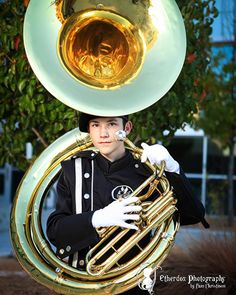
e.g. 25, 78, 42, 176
168, 126, 235, 216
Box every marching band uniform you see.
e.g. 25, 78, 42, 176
47, 149, 209, 267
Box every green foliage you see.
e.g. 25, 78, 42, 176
0, 0, 78, 170
0, 0, 218, 170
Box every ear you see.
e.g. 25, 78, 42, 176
124, 121, 132, 135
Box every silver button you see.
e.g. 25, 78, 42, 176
91, 153, 95, 157
59, 249, 64, 255
135, 164, 139, 168
84, 173, 90, 178
97, 4, 104, 9
66, 245, 71, 252
84, 193, 90, 199
79, 260, 85, 266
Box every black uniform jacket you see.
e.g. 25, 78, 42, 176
47, 150, 209, 266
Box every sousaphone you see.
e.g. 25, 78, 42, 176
10, 0, 186, 294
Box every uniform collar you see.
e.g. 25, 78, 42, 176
96, 150, 133, 174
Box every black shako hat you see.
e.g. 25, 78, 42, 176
79, 113, 129, 132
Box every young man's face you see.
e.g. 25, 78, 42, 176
88, 117, 132, 162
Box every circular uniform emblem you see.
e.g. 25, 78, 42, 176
111, 185, 134, 201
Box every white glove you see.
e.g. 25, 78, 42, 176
141, 143, 180, 174
91, 196, 142, 230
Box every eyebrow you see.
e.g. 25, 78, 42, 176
89, 118, 119, 123
107, 118, 119, 122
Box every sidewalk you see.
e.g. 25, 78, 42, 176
0, 208, 52, 257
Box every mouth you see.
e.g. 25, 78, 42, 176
98, 142, 112, 144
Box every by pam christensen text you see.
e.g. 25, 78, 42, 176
159, 274, 226, 289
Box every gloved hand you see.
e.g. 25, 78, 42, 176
91, 196, 142, 230
141, 143, 180, 174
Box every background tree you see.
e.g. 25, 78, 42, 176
0, 0, 218, 171
0, 0, 77, 170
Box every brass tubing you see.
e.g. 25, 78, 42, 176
86, 202, 177, 276
146, 197, 176, 225
96, 225, 118, 239
87, 228, 130, 266
142, 191, 175, 220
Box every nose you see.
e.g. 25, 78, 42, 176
100, 125, 109, 138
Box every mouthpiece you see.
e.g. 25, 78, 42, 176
115, 130, 126, 141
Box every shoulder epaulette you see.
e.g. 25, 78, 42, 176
71, 150, 98, 160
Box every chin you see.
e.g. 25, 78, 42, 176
99, 147, 113, 155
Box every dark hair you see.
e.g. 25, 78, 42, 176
122, 116, 129, 127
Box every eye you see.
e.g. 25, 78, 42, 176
108, 122, 117, 127
90, 123, 99, 128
